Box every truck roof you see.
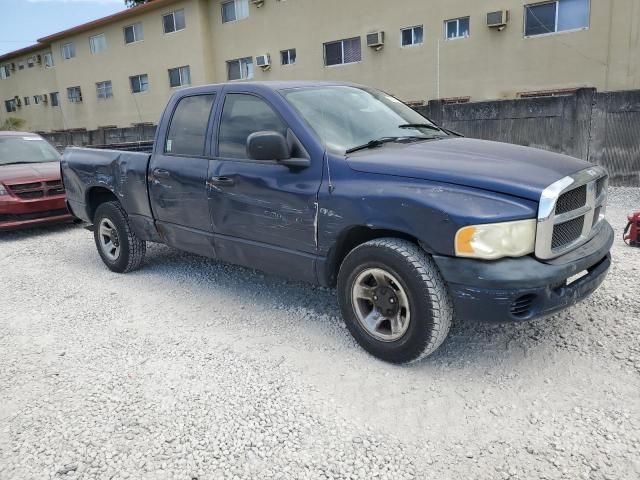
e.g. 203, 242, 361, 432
177, 80, 362, 95
0, 131, 41, 137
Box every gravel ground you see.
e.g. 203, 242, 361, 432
1, 187, 639, 480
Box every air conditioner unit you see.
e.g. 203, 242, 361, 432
251, 0, 265, 7
487, 10, 509, 29
366, 31, 385, 50
256, 54, 271, 69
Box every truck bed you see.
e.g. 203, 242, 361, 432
61, 147, 154, 225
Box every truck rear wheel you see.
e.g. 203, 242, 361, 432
337, 238, 453, 363
93, 201, 146, 273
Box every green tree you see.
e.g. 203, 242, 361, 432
1, 117, 26, 131
125, 0, 151, 7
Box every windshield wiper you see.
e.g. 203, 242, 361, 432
345, 136, 424, 154
398, 123, 463, 137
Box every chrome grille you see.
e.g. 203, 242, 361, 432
555, 185, 586, 214
595, 177, 606, 198
592, 206, 602, 228
551, 217, 584, 249
535, 167, 608, 259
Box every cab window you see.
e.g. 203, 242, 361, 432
217, 94, 287, 159
165, 94, 216, 156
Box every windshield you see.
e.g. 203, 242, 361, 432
282, 86, 448, 153
0, 136, 61, 166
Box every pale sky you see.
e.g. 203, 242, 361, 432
0, 0, 126, 55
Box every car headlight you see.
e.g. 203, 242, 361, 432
0, 184, 7, 196
455, 219, 537, 260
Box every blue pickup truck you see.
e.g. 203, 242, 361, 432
61, 81, 613, 363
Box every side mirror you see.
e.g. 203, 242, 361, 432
247, 131, 291, 161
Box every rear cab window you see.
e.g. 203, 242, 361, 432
165, 94, 216, 156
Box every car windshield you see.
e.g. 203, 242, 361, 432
0, 136, 61, 166
282, 85, 448, 153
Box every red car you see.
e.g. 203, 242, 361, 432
0, 131, 71, 231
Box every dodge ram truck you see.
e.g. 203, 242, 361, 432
61, 81, 613, 363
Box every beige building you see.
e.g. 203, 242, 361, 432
1, 0, 639, 133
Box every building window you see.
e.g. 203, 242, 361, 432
226, 57, 253, 81
50, 92, 59, 107
525, 0, 590, 37
67, 86, 82, 103
34, 95, 42, 105
96, 80, 113, 99
18, 62, 25, 70
124, 22, 144, 44
445, 17, 470, 39
130, 74, 149, 93
163, 9, 186, 33
23, 96, 31, 106
222, 0, 249, 23
90, 34, 107, 54
43, 52, 54, 68
27, 57, 35, 68
281, 48, 296, 65
61, 42, 76, 60
168, 66, 191, 88
401, 26, 424, 46
0, 65, 9, 79
324, 37, 361, 66
165, 94, 216, 156
5, 99, 17, 113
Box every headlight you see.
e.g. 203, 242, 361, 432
455, 219, 537, 260
0, 184, 7, 196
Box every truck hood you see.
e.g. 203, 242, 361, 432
0, 162, 61, 184
345, 138, 590, 201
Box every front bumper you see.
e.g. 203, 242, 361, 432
0, 195, 71, 231
433, 221, 614, 322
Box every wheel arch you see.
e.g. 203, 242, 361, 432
86, 187, 119, 222
321, 225, 430, 287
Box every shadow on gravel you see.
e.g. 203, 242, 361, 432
0, 221, 78, 244
140, 243, 341, 313
127, 242, 572, 366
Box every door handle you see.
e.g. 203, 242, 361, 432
153, 168, 171, 178
207, 176, 235, 187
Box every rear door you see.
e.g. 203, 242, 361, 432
206, 89, 323, 282
149, 91, 218, 256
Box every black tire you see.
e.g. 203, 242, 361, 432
337, 238, 453, 364
93, 201, 146, 273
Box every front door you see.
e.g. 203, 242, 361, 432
207, 92, 322, 282
148, 93, 217, 256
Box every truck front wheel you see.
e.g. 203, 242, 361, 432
337, 238, 453, 363
93, 201, 146, 273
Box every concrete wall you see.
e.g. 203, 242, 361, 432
418, 89, 640, 186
